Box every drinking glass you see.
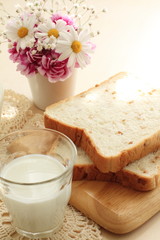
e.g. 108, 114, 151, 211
0, 128, 77, 239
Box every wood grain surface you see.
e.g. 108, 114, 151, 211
70, 181, 160, 234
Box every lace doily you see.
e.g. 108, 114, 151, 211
0, 90, 102, 240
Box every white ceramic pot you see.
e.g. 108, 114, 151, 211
27, 72, 76, 110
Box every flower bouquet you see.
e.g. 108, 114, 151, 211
0, 0, 106, 109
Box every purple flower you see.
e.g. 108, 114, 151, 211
38, 50, 72, 82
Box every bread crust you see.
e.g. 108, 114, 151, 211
44, 72, 160, 173
72, 163, 160, 191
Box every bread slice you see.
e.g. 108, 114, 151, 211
74, 148, 160, 191
44, 72, 160, 173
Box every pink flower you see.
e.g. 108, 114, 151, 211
38, 50, 72, 82
7, 13, 94, 81
17, 49, 43, 75
51, 13, 76, 28
9, 44, 43, 75
8, 43, 21, 63
8, 45, 72, 81
17, 61, 38, 76
4, 0, 97, 83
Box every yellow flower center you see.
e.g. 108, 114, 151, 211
17, 27, 29, 38
71, 40, 82, 53
48, 29, 59, 38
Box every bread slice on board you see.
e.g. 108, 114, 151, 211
74, 148, 160, 191
44, 72, 160, 173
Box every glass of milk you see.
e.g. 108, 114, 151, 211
0, 128, 77, 239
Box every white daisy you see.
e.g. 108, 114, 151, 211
56, 27, 94, 68
6, 13, 36, 50
35, 19, 68, 50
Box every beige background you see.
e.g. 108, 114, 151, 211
0, 0, 160, 239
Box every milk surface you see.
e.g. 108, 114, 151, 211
0, 154, 71, 234
1, 154, 64, 184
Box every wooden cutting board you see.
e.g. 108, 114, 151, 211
70, 181, 160, 234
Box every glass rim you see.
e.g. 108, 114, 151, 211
0, 128, 77, 186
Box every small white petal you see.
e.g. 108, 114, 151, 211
59, 31, 73, 42
38, 24, 49, 33
47, 20, 55, 29
77, 52, 86, 68
81, 51, 91, 64
70, 27, 78, 40
6, 31, 18, 40
79, 29, 90, 43
82, 44, 94, 53
56, 19, 66, 31
16, 42, 20, 51
56, 45, 69, 54
58, 48, 72, 61
20, 39, 26, 49
35, 32, 47, 38
28, 16, 36, 28
57, 39, 71, 46
67, 52, 76, 68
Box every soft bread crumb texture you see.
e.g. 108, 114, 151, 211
124, 150, 160, 177
44, 72, 160, 172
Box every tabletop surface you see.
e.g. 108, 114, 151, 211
0, 0, 160, 239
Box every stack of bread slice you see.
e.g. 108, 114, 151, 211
44, 72, 160, 191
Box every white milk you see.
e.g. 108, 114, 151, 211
0, 154, 71, 235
